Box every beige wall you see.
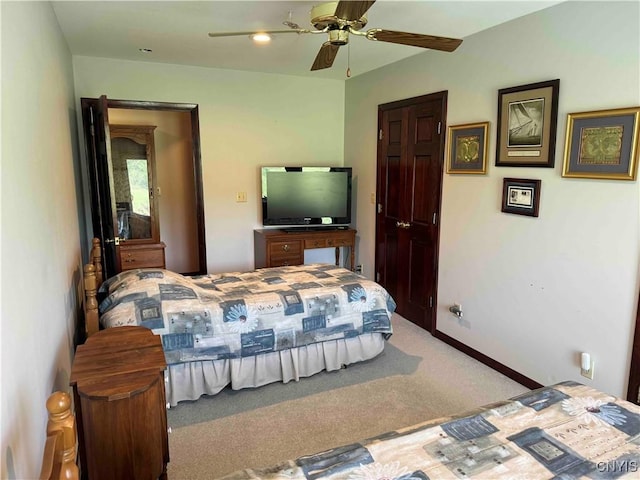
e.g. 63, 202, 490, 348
109, 109, 198, 273
73, 57, 345, 273
1, 2, 82, 478
345, 1, 640, 398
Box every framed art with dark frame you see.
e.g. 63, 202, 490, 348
561, 106, 640, 180
501, 178, 541, 217
495, 79, 560, 167
446, 122, 489, 174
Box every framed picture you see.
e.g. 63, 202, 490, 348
501, 178, 541, 217
495, 79, 560, 167
446, 122, 489, 174
561, 106, 640, 180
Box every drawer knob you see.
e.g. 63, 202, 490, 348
282, 244, 290, 252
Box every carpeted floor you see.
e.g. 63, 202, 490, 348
166, 314, 529, 479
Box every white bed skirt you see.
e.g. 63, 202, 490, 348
165, 332, 386, 406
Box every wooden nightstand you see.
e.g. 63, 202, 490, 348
70, 326, 169, 480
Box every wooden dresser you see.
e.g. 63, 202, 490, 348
254, 228, 356, 270
70, 326, 169, 480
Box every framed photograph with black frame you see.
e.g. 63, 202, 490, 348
501, 178, 541, 217
446, 122, 489, 174
561, 106, 640, 180
495, 79, 560, 167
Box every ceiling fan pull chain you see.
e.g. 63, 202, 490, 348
346, 42, 351, 78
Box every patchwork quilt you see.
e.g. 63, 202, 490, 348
99, 264, 395, 365
218, 382, 640, 480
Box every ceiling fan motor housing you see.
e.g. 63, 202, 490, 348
310, 1, 367, 31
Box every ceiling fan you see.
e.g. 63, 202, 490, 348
207, 0, 463, 71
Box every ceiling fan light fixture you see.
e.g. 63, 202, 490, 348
328, 29, 349, 45
250, 33, 272, 44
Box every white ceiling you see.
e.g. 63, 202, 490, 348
52, 0, 561, 81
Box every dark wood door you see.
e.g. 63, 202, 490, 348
81, 95, 119, 277
375, 92, 446, 332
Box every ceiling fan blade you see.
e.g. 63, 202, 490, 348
371, 29, 462, 52
335, 0, 376, 20
208, 29, 306, 38
311, 43, 340, 71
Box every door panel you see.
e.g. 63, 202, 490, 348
385, 156, 402, 219
82, 96, 119, 277
376, 92, 446, 332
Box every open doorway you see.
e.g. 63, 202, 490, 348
81, 97, 206, 277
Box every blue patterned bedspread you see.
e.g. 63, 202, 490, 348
217, 382, 640, 479
99, 264, 395, 365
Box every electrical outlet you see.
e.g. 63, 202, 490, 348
355, 265, 363, 275
236, 192, 247, 202
581, 359, 595, 380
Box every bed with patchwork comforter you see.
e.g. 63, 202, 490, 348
219, 381, 640, 480
99, 264, 396, 405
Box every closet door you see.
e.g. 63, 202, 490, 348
375, 92, 447, 332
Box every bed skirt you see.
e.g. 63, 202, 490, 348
165, 332, 386, 406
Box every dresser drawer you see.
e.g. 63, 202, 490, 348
326, 233, 354, 247
120, 243, 166, 270
268, 255, 303, 267
268, 240, 302, 256
305, 238, 327, 249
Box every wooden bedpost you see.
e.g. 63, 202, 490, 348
39, 391, 79, 480
84, 264, 99, 337
91, 237, 103, 287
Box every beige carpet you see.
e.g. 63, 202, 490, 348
167, 315, 529, 479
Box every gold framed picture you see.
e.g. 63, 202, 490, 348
446, 122, 489, 174
562, 106, 640, 180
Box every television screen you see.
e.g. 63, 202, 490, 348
261, 167, 352, 228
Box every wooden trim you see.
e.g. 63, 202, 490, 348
39, 392, 79, 480
106, 99, 198, 111
627, 293, 640, 404
430, 92, 447, 334
433, 329, 543, 390
190, 105, 207, 274
378, 91, 449, 112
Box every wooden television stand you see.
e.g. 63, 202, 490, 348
254, 228, 356, 270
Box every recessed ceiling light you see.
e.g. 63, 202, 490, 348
139, 48, 153, 53
250, 33, 272, 44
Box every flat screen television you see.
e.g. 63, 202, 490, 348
261, 166, 352, 229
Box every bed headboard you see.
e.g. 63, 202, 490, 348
39, 391, 79, 480
84, 238, 103, 337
